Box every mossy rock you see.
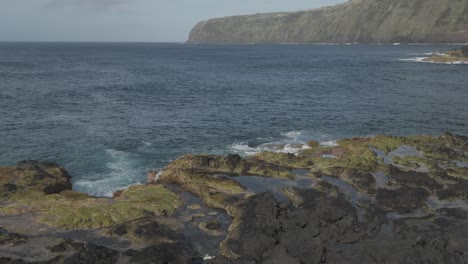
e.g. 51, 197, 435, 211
198, 219, 224, 236
165, 154, 296, 179
0, 161, 72, 201
0, 232, 27, 246
252, 152, 314, 168
300, 138, 382, 174
0, 185, 182, 230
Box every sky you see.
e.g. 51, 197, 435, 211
0, 0, 346, 42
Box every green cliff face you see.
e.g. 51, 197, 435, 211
188, 0, 468, 44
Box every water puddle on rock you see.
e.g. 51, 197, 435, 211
320, 176, 369, 204
454, 161, 468, 168
372, 171, 389, 188
376, 221, 395, 238
414, 163, 430, 173
228, 169, 315, 201
291, 169, 309, 177
371, 145, 423, 164
426, 196, 468, 210
386, 210, 429, 220
166, 185, 232, 257
388, 145, 424, 158
52, 230, 131, 249
371, 146, 429, 172
370, 147, 393, 164
320, 176, 370, 222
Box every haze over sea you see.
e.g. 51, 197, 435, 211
0, 42, 467, 196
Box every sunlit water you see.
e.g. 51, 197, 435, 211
0, 42, 467, 196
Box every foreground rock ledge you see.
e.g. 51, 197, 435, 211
1, 133, 468, 263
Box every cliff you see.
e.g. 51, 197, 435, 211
188, 0, 468, 44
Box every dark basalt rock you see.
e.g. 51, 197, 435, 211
213, 190, 354, 263
47, 240, 119, 264
132, 221, 183, 243
341, 170, 376, 194
436, 208, 468, 220
437, 179, 468, 200
389, 165, 443, 191
0, 233, 27, 246
199, 219, 224, 236
0, 257, 62, 264
376, 187, 430, 213
262, 245, 301, 264
225, 192, 280, 261
122, 243, 202, 264
209, 187, 468, 264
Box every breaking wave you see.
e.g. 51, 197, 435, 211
73, 148, 145, 197
229, 130, 338, 156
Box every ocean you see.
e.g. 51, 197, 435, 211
0, 42, 466, 196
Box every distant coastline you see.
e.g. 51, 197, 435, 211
188, 0, 468, 44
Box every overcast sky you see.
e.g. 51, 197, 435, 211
0, 0, 345, 42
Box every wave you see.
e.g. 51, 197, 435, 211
400, 55, 468, 65
229, 130, 338, 156
230, 141, 311, 156
406, 52, 434, 56
399, 57, 426, 62
425, 60, 468, 65
73, 148, 145, 197
319, 140, 338, 147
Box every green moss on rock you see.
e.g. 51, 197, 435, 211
0, 161, 72, 201
252, 152, 314, 168
0, 185, 181, 230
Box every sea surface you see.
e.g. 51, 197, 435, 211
0, 42, 467, 196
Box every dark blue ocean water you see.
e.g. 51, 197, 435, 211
0, 42, 467, 196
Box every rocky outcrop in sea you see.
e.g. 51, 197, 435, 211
423, 45, 468, 64
1, 133, 468, 263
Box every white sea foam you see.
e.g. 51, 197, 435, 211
143, 141, 153, 147
155, 171, 162, 182
230, 142, 310, 156
406, 52, 434, 56
74, 178, 143, 198
399, 57, 426, 62
400, 56, 468, 64
230, 142, 263, 156
319, 140, 339, 147
73, 148, 144, 197
203, 254, 215, 260
281, 130, 304, 139
229, 130, 339, 156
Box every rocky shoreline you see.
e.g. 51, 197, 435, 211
1, 133, 468, 263
423, 45, 468, 64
